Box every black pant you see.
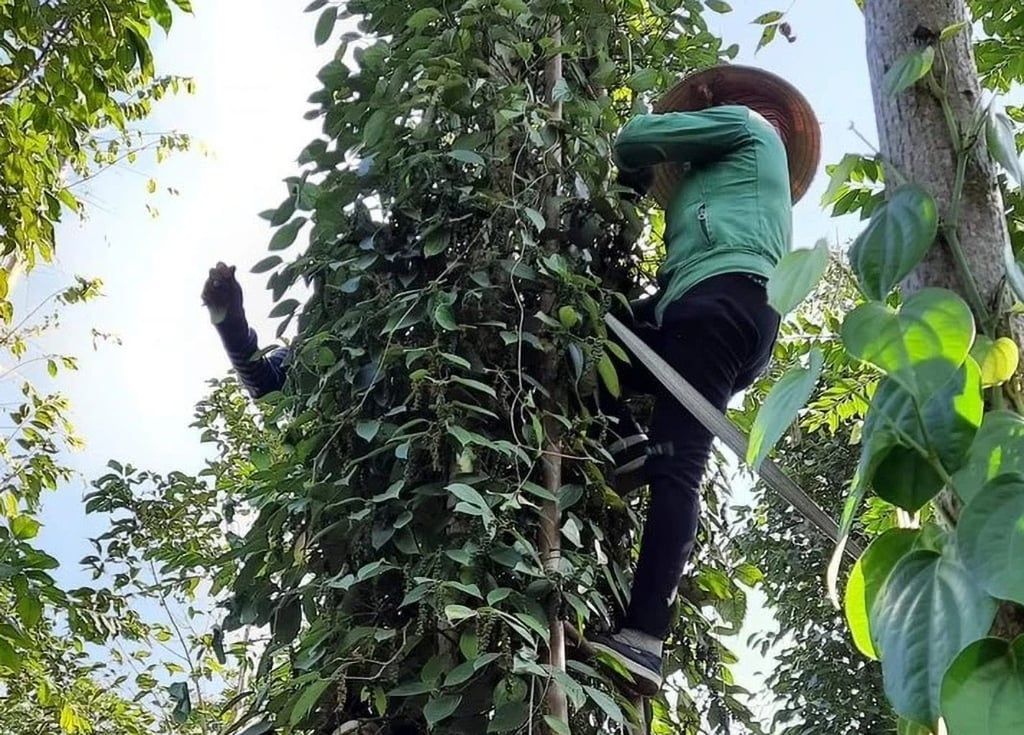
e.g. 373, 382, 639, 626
601, 273, 780, 640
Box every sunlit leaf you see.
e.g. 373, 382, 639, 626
970, 335, 1019, 387
844, 529, 919, 660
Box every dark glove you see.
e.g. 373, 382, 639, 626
201, 262, 244, 325
616, 166, 653, 199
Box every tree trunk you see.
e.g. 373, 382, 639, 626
864, 0, 1024, 637
865, 0, 1009, 308
540, 20, 569, 733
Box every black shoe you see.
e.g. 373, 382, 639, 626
588, 632, 662, 697
609, 433, 649, 494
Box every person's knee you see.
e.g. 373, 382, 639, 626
645, 443, 709, 493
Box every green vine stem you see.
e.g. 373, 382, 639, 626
927, 71, 995, 337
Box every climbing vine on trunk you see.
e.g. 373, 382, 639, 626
198, 1, 764, 733
754, 14, 1024, 735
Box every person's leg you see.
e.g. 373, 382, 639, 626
591, 275, 779, 694
594, 296, 662, 489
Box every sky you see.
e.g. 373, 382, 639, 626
20, 0, 887, 725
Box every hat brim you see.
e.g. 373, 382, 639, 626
648, 65, 821, 208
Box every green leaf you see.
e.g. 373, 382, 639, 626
289, 678, 332, 725
940, 21, 968, 40
389, 680, 433, 697
767, 239, 830, 316
896, 717, 932, 735
488, 701, 529, 732
858, 362, 982, 511
252, 255, 282, 274
10, 515, 40, 540
523, 207, 546, 231
584, 685, 624, 722
0, 639, 20, 672
16, 592, 42, 629
444, 661, 477, 687
941, 635, 1024, 735
841, 288, 974, 398
951, 411, 1024, 504
168, 681, 192, 724
448, 149, 485, 166
499, 0, 529, 13
314, 6, 337, 45
212, 626, 226, 664
444, 605, 478, 623
753, 11, 784, 23
884, 46, 936, 96
543, 716, 572, 735
848, 185, 938, 300
269, 299, 300, 318
1003, 239, 1024, 303
706, 0, 732, 12
870, 549, 997, 726
986, 105, 1023, 186
843, 529, 919, 660
238, 723, 273, 735
407, 7, 442, 29
557, 306, 579, 328
746, 349, 823, 470
446, 483, 493, 523
957, 474, 1024, 605
434, 304, 458, 331
272, 598, 302, 646
149, 0, 173, 32
270, 218, 307, 250
356, 420, 381, 442
597, 353, 620, 398
970, 335, 1019, 387
424, 695, 461, 728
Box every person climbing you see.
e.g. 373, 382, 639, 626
587, 65, 821, 696
202, 262, 289, 398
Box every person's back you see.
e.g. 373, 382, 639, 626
589, 65, 820, 698
614, 104, 794, 321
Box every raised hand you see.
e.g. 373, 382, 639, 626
201, 262, 244, 325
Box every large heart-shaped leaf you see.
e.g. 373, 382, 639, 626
842, 288, 974, 398
844, 529, 920, 659
857, 362, 982, 511
870, 549, 997, 727
767, 239, 830, 316
848, 185, 938, 300
746, 349, 823, 470
957, 474, 1024, 605
951, 411, 1024, 504
941, 635, 1024, 735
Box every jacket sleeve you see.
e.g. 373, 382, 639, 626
215, 317, 290, 398
613, 105, 752, 171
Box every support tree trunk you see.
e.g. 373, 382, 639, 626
540, 18, 569, 733
864, 0, 1024, 637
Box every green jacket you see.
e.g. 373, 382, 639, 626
613, 105, 793, 324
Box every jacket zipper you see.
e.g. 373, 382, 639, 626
697, 203, 712, 245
